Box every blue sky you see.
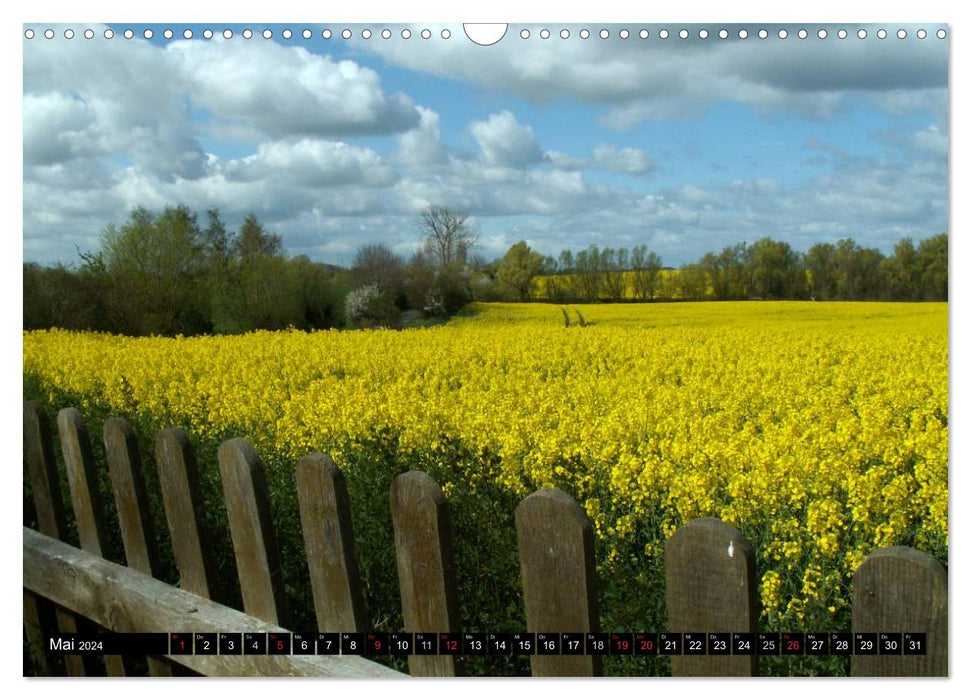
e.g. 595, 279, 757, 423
22, 22, 948, 268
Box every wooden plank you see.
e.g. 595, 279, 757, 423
103, 418, 163, 576
218, 438, 288, 627
23, 589, 51, 675
852, 546, 947, 676
103, 417, 171, 677
24, 401, 82, 675
390, 471, 460, 677
52, 609, 87, 676
515, 488, 600, 676
391, 471, 461, 676
23, 527, 405, 678
56, 408, 112, 558
295, 452, 367, 632
56, 407, 127, 676
664, 517, 757, 676
155, 428, 217, 599
24, 401, 68, 539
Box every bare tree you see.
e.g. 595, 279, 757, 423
352, 243, 405, 291
416, 205, 478, 267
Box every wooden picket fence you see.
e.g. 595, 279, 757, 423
22, 401, 947, 677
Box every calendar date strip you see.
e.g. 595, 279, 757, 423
47, 631, 927, 657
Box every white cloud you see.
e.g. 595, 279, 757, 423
23, 93, 102, 165
360, 27, 947, 127
166, 38, 421, 138
222, 138, 394, 187
912, 124, 948, 157
24, 35, 209, 180
545, 150, 587, 170
593, 144, 654, 174
21, 31, 430, 262
23, 32, 423, 182
395, 106, 448, 166
469, 111, 545, 166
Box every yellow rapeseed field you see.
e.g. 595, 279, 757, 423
23, 301, 947, 628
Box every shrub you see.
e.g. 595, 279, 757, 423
345, 285, 402, 329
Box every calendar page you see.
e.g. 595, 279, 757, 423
22, 13, 949, 682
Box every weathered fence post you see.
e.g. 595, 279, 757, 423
390, 471, 460, 677
25, 402, 69, 542
155, 428, 218, 600
104, 418, 164, 579
23, 401, 80, 675
103, 417, 171, 676
56, 408, 127, 676
665, 517, 757, 676
852, 546, 947, 676
515, 488, 600, 676
57, 408, 112, 559
218, 438, 289, 627
296, 453, 367, 632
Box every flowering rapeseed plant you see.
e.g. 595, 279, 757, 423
23, 301, 947, 627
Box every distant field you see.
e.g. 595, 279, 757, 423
23, 301, 947, 674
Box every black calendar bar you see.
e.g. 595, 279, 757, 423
45, 633, 169, 655
44, 631, 930, 656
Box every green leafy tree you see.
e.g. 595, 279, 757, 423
211, 214, 296, 332
497, 241, 545, 301
630, 245, 663, 301
917, 233, 948, 301
881, 238, 920, 301
95, 205, 209, 334
23, 262, 112, 331
234, 213, 283, 262
805, 243, 838, 301
574, 245, 602, 302
700, 252, 728, 301
833, 239, 885, 300
600, 247, 626, 301
289, 255, 346, 328
746, 237, 803, 300
555, 249, 578, 300
203, 209, 233, 268
677, 262, 708, 300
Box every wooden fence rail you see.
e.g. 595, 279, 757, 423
22, 401, 947, 677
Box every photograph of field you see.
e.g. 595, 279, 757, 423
22, 18, 948, 679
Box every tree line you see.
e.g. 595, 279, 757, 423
493, 235, 948, 304
24, 206, 347, 336
23, 203, 947, 337
23, 204, 482, 335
